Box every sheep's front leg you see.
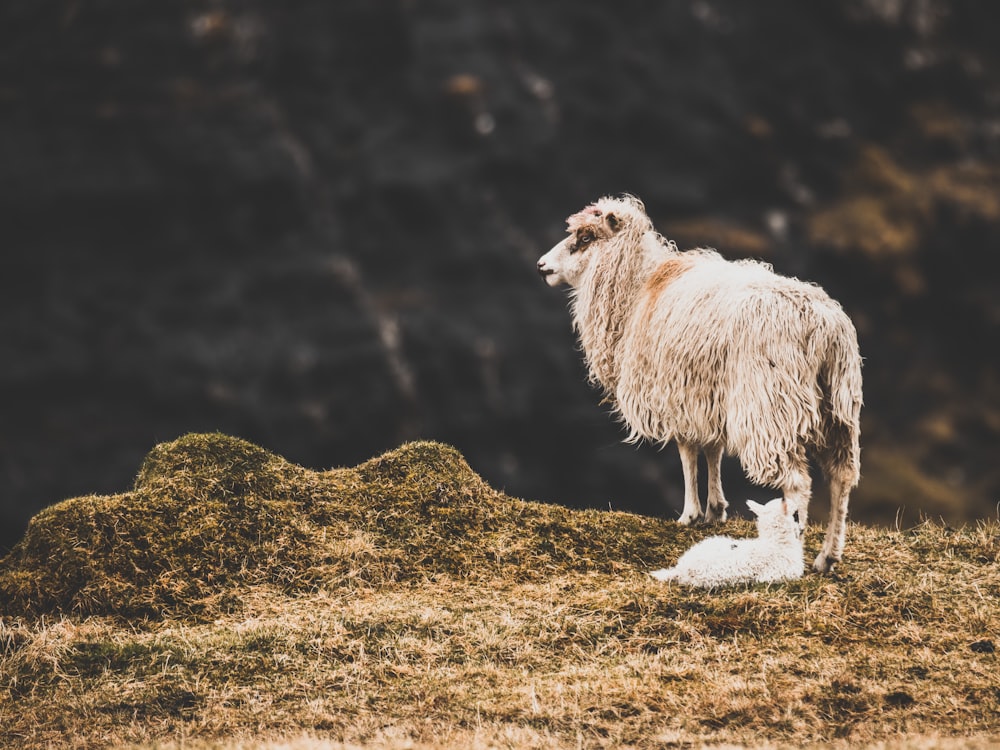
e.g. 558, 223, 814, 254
676, 441, 702, 525
703, 443, 728, 523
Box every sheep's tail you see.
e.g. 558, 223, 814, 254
815, 307, 863, 486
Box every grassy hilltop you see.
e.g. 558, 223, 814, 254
1, 433, 998, 749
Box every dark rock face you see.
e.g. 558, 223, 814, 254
2, 0, 999, 552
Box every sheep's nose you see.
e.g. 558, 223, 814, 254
537, 261, 554, 280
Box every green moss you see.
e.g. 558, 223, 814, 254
0, 433, 698, 620
133, 432, 308, 501
1, 433, 358, 618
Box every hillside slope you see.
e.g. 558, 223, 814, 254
1, 434, 998, 748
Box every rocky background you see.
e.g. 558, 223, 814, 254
2, 0, 999, 554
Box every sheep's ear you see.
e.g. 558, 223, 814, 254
746, 500, 763, 516
605, 212, 620, 232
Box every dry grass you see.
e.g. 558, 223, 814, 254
1, 433, 998, 749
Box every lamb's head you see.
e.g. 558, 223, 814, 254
747, 498, 805, 543
536, 195, 651, 288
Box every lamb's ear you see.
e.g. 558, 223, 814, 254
604, 212, 620, 233
746, 500, 763, 516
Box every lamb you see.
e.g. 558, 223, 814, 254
536, 195, 862, 573
649, 497, 804, 588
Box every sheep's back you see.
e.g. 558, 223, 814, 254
617, 253, 849, 480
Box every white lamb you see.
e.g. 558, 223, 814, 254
536, 195, 862, 573
649, 497, 804, 588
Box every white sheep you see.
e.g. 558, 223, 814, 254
536, 195, 862, 573
649, 497, 804, 588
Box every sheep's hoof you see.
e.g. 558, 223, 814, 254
677, 512, 701, 526
703, 507, 728, 524
813, 553, 839, 574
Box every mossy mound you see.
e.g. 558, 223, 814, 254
0, 433, 693, 620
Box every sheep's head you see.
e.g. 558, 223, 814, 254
747, 497, 805, 542
536, 196, 646, 288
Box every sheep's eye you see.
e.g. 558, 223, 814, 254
572, 231, 595, 253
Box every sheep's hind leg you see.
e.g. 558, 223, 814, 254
703, 443, 728, 523
814, 470, 852, 573
676, 441, 702, 525
814, 425, 860, 574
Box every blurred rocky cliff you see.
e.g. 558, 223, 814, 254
2, 0, 999, 552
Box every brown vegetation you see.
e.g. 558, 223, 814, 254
1, 434, 998, 748
807, 137, 1000, 264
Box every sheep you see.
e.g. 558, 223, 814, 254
649, 497, 804, 588
536, 195, 862, 573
